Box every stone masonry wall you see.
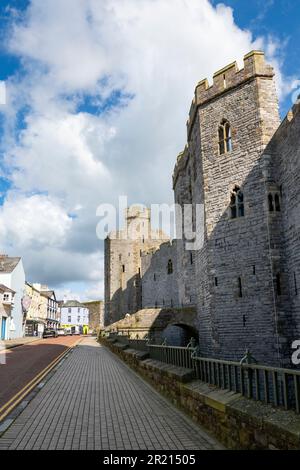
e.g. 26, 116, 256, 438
83, 300, 104, 332
141, 241, 179, 308
264, 102, 300, 352
173, 147, 197, 307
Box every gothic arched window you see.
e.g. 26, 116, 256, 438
230, 186, 244, 219
268, 192, 281, 212
167, 259, 173, 275
218, 120, 232, 155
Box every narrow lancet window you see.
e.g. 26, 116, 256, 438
276, 273, 282, 296
230, 186, 244, 219
218, 120, 232, 154
238, 277, 243, 298
167, 259, 173, 275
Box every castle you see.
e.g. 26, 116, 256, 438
104, 51, 300, 367
104, 206, 169, 326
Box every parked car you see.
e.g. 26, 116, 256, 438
43, 328, 58, 338
57, 328, 66, 336
71, 326, 80, 335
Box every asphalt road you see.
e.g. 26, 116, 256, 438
0, 335, 80, 409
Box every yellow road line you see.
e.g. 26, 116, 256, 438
0, 337, 82, 423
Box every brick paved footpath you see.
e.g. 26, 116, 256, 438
3, 337, 40, 350
0, 337, 223, 450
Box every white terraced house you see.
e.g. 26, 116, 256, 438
0, 255, 26, 339
0, 284, 16, 340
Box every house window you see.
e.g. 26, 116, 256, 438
3, 293, 9, 301
78, 308, 80, 313
230, 186, 244, 219
167, 259, 173, 275
77, 316, 80, 323
68, 308, 71, 314
68, 316, 71, 323
218, 120, 232, 154
122, 265, 125, 273
190, 252, 193, 265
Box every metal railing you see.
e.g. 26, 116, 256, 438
148, 344, 195, 369
192, 355, 300, 413
107, 333, 300, 414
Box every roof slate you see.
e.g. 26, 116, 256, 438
0, 256, 21, 273
0, 284, 16, 294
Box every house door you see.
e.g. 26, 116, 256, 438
1, 317, 7, 340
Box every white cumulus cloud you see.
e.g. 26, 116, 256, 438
0, 194, 72, 250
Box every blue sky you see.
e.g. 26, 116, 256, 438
0, 1, 28, 77
0, 0, 298, 300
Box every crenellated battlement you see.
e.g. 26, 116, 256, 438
186, 51, 274, 137
264, 99, 300, 153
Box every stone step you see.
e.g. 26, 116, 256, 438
123, 348, 149, 361
142, 358, 194, 383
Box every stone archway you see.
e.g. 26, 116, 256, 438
161, 322, 199, 347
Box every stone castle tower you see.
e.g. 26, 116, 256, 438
104, 206, 169, 326
173, 50, 299, 366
